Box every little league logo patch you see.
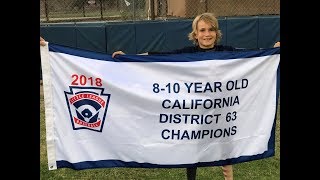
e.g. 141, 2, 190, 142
64, 86, 111, 132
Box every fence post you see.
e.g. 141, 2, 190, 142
44, 0, 49, 22
99, 0, 104, 20
133, 0, 136, 21
205, 0, 208, 12
150, 0, 155, 20
82, 5, 86, 17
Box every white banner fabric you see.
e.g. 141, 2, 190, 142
41, 44, 280, 170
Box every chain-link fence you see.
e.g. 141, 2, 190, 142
40, 0, 280, 23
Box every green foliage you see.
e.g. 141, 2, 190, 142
72, 0, 87, 10
120, 10, 133, 20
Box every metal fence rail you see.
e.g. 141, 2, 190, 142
40, 0, 279, 23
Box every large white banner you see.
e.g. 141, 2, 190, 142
40, 43, 280, 170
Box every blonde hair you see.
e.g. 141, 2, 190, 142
188, 13, 222, 45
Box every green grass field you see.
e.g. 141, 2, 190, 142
40, 84, 280, 180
